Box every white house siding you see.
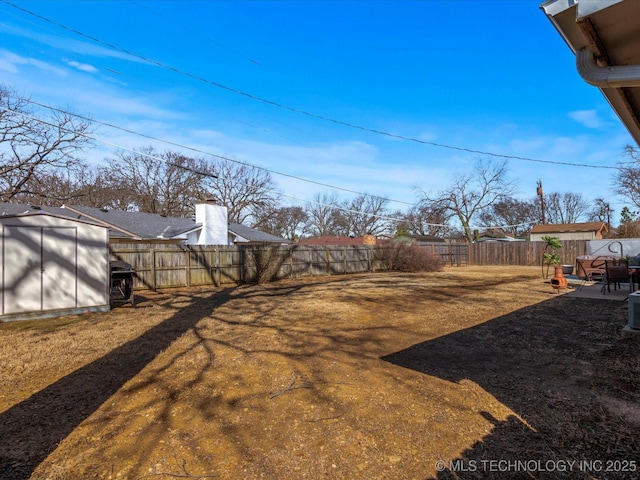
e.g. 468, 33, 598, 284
530, 232, 596, 242
1, 213, 110, 321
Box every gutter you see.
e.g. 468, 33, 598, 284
577, 47, 640, 88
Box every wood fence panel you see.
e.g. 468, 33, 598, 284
309, 247, 329, 276
219, 248, 243, 284
288, 246, 313, 277
467, 240, 588, 266
275, 247, 294, 279
188, 248, 217, 286
327, 247, 346, 275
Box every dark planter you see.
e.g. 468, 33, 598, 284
561, 264, 574, 275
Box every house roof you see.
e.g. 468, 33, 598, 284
298, 236, 370, 246
541, 0, 640, 146
228, 222, 292, 244
0, 202, 290, 243
530, 222, 608, 234
62, 205, 198, 239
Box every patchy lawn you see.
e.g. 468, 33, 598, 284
0, 266, 638, 480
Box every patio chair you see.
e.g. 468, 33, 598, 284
603, 259, 629, 294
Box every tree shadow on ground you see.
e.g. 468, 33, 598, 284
382, 295, 640, 480
0, 288, 237, 479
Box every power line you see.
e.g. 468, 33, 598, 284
1, 0, 625, 171
21, 97, 417, 206
0, 104, 217, 180
2, 103, 537, 231
128, 0, 260, 65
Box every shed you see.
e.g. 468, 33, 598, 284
1, 212, 110, 321
529, 222, 608, 241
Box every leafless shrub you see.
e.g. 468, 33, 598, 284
374, 242, 445, 273
243, 245, 285, 284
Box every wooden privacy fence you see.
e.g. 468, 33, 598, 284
110, 243, 392, 290
468, 240, 587, 267
109, 240, 588, 290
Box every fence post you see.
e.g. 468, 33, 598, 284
215, 247, 221, 287
289, 247, 293, 279
185, 247, 191, 288
150, 248, 157, 291
343, 246, 347, 274
325, 247, 329, 275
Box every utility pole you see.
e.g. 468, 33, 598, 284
536, 180, 546, 224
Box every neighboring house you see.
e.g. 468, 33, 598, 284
476, 234, 525, 243
529, 222, 608, 241
0, 202, 291, 246
391, 234, 446, 245
298, 235, 377, 246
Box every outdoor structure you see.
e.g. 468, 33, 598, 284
541, 0, 640, 146
0, 211, 110, 321
529, 222, 608, 241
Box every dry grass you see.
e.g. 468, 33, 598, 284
0, 266, 638, 480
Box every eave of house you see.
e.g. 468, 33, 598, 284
541, 0, 640, 146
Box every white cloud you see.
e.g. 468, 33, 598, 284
0, 49, 67, 76
568, 109, 604, 129
66, 59, 98, 73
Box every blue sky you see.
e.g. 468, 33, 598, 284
0, 0, 635, 222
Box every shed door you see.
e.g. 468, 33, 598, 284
2, 226, 77, 314
42, 227, 77, 310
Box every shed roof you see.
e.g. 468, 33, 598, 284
0, 210, 108, 229
530, 222, 608, 234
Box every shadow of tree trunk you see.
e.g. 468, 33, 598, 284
0, 288, 235, 480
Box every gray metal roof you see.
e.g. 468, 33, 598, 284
541, 0, 640, 146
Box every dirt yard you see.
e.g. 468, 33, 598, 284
1, 266, 638, 480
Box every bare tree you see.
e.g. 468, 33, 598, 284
614, 145, 640, 209
254, 205, 308, 241
478, 197, 540, 237
303, 192, 346, 237
12, 166, 88, 206
0, 86, 93, 201
202, 158, 279, 225
341, 194, 390, 237
588, 197, 613, 227
422, 158, 513, 242
544, 192, 589, 224
102, 147, 210, 216
400, 202, 454, 237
